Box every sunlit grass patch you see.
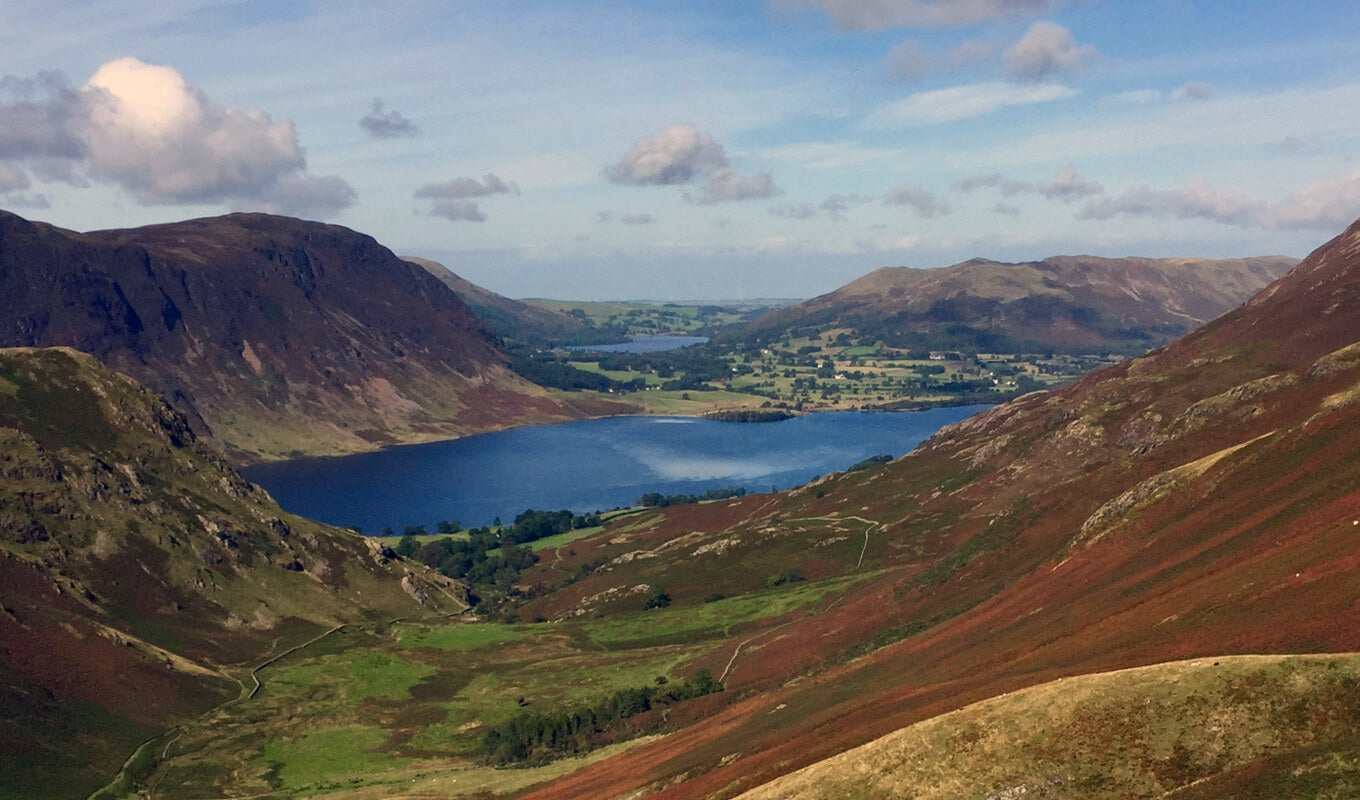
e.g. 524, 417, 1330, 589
586, 574, 866, 649
259, 725, 411, 793
397, 621, 537, 651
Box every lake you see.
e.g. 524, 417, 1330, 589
242, 406, 990, 533
570, 334, 709, 353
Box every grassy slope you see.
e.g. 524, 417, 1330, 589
739, 654, 1360, 800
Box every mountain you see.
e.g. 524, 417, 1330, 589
403, 256, 623, 348
742, 254, 1296, 353
0, 347, 466, 797
511, 221, 1360, 798
0, 210, 611, 462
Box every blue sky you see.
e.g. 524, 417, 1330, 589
3, 1, 1359, 299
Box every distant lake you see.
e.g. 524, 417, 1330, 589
243, 407, 989, 533
571, 335, 709, 353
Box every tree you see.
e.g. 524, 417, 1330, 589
644, 587, 671, 609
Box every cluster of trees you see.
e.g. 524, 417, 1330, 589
847, 454, 893, 472
394, 508, 602, 602
638, 486, 747, 508
481, 670, 723, 765
396, 529, 536, 589
509, 353, 644, 393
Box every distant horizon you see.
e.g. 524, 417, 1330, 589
3, 202, 1313, 304
3, 1, 1353, 299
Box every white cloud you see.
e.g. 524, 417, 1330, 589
1270, 170, 1360, 231
415, 173, 518, 199
424, 199, 487, 223
610, 123, 779, 204
954, 171, 1032, 196
1079, 180, 1266, 227
884, 185, 950, 217
863, 81, 1076, 126
1038, 164, 1102, 201
606, 124, 727, 186
1003, 22, 1099, 82
0, 59, 354, 218
415, 173, 517, 222
953, 164, 1099, 203
771, 0, 1064, 30
694, 167, 780, 203
359, 98, 418, 138
1073, 170, 1360, 233
621, 213, 655, 225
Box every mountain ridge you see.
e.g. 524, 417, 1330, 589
0, 210, 615, 462
744, 254, 1296, 353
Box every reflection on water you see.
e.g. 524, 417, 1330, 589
243, 406, 990, 532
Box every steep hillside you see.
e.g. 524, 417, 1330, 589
742, 654, 1360, 800
0, 210, 603, 462
744, 255, 1295, 353
511, 222, 1360, 798
403, 256, 620, 347
0, 348, 465, 798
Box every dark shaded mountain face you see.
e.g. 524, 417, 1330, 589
0, 347, 465, 797
744, 255, 1296, 353
512, 221, 1360, 798
0, 210, 587, 462
404, 256, 615, 348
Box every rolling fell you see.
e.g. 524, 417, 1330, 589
742, 254, 1295, 354
0, 210, 614, 462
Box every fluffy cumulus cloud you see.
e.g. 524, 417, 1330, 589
607, 124, 727, 186
884, 185, 950, 217
359, 99, 418, 138
0, 59, 353, 218
609, 124, 778, 203
415, 173, 518, 222
1003, 22, 1099, 82
772, 0, 1064, 30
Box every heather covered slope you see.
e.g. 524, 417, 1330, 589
743, 254, 1295, 353
515, 222, 1360, 798
0, 210, 597, 462
0, 348, 466, 798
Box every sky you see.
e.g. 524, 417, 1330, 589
3, 1, 1360, 300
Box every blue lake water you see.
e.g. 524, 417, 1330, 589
570, 335, 709, 353
242, 406, 989, 533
